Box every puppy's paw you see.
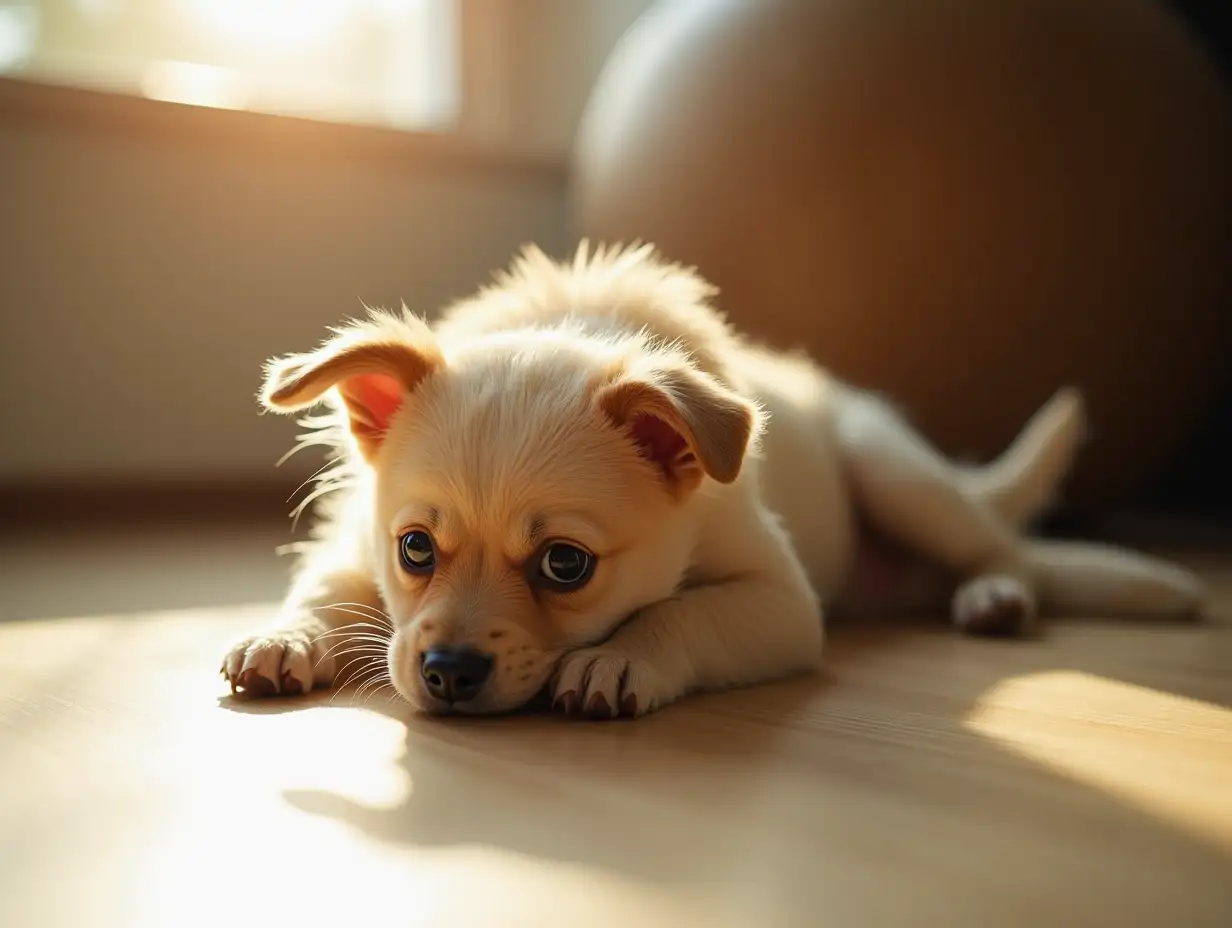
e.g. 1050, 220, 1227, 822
952, 574, 1037, 637
551, 647, 682, 720
221, 628, 333, 698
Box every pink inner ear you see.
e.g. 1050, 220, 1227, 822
344, 373, 406, 437
628, 412, 693, 476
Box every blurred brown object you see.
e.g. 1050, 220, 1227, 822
574, 0, 1232, 515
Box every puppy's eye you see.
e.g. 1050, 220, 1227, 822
399, 530, 436, 574
536, 542, 595, 591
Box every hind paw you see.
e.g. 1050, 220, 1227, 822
952, 574, 1037, 637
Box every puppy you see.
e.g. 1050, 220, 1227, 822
222, 243, 1205, 717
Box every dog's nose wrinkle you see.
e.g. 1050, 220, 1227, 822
420, 647, 493, 703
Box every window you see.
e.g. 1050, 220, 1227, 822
0, 0, 459, 132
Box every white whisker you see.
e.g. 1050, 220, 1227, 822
360, 680, 396, 709
310, 625, 389, 645
274, 541, 314, 558
311, 624, 392, 643
317, 641, 389, 665
311, 603, 394, 630
332, 654, 385, 683
331, 663, 389, 705
315, 628, 392, 642
286, 459, 342, 504
312, 632, 391, 649
341, 654, 389, 680
309, 609, 393, 633
311, 619, 389, 635
354, 670, 393, 704
291, 482, 342, 530
322, 601, 395, 626
274, 437, 321, 469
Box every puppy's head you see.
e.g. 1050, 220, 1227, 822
261, 262, 759, 714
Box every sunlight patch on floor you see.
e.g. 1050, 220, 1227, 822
965, 670, 1232, 851
130, 699, 733, 928
0, 608, 733, 928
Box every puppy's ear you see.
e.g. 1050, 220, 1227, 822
261, 312, 443, 459
598, 363, 760, 490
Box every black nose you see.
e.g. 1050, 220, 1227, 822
420, 647, 493, 703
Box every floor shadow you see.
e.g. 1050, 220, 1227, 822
216, 691, 330, 714
273, 608, 1232, 924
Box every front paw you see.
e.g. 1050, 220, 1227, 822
551, 647, 683, 720
221, 628, 334, 698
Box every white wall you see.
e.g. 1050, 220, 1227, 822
0, 0, 654, 485
0, 115, 567, 482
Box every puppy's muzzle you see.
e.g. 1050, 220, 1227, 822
419, 647, 494, 705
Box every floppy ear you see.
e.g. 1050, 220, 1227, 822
597, 363, 760, 491
261, 312, 443, 459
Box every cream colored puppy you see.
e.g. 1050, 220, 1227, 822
222, 244, 1205, 718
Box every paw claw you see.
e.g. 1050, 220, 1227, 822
221, 625, 333, 699
585, 692, 612, 720
236, 668, 276, 697
552, 647, 679, 720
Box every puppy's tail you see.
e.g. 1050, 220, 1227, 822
961, 387, 1086, 530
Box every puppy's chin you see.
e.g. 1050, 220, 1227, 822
389, 675, 550, 717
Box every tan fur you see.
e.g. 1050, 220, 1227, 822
222, 243, 1207, 717
596, 364, 757, 489
263, 314, 444, 461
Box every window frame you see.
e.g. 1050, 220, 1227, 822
0, 0, 566, 176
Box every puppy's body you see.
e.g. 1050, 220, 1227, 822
223, 244, 1205, 717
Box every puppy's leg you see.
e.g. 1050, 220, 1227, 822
834, 393, 1049, 634
553, 573, 823, 719
221, 559, 386, 698
835, 393, 1206, 631
836, 393, 1023, 573
1024, 539, 1206, 618
941, 540, 1205, 636
919, 387, 1086, 635
553, 510, 823, 719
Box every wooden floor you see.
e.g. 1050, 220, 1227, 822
1, 517, 1230, 928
